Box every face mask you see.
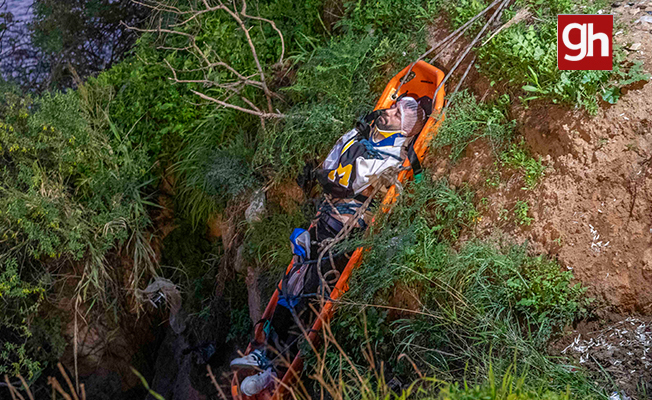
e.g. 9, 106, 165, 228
376, 97, 423, 136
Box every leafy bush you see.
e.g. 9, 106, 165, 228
85, 45, 213, 158
0, 258, 46, 379
0, 85, 155, 377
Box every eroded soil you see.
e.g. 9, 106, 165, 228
429, 2, 652, 313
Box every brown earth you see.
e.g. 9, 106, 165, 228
550, 316, 652, 397
427, 3, 652, 313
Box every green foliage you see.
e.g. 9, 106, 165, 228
86, 46, 212, 158
339, 0, 439, 35
500, 140, 545, 190
0, 258, 46, 379
329, 171, 592, 394
435, 91, 514, 160
246, 203, 307, 298
383, 241, 592, 395
600, 60, 650, 104
256, 34, 378, 180
346, 176, 478, 305
0, 84, 154, 378
444, 0, 649, 113
428, 366, 574, 400
398, 241, 588, 348
0, 89, 153, 271
513, 200, 533, 226
226, 307, 253, 343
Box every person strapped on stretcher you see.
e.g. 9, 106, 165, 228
230, 95, 428, 396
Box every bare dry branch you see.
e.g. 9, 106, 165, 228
239, 8, 285, 65
126, 0, 286, 121
207, 365, 229, 400
47, 377, 73, 400
57, 363, 80, 400
215, 0, 274, 111
191, 89, 285, 118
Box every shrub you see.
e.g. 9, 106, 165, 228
0, 258, 47, 379
0, 85, 155, 377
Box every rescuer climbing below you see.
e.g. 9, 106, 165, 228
230, 95, 427, 396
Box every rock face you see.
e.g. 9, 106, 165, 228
146, 327, 205, 400
430, 78, 652, 312
146, 297, 232, 400
426, 3, 652, 313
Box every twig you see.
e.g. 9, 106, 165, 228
439, 56, 477, 120
191, 89, 285, 118
429, 0, 511, 112
482, 8, 531, 46
4, 375, 19, 400
395, 0, 502, 96
126, 0, 286, 120
206, 365, 229, 400
47, 377, 73, 400
17, 376, 34, 400
216, 0, 273, 111
57, 363, 80, 400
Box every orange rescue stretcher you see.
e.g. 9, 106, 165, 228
231, 60, 446, 400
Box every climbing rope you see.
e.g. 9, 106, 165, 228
314, 165, 409, 297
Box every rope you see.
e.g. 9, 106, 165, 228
394, 0, 504, 97
315, 165, 408, 297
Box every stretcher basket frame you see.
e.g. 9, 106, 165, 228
231, 60, 446, 400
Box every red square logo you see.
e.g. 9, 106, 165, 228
558, 14, 613, 71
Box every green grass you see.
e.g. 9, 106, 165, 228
513, 200, 533, 226
501, 139, 545, 190
435, 91, 515, 161
318, 174, 596, 397
245, 202, 308, 299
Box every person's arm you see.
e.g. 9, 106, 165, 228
351, 154, 402, 194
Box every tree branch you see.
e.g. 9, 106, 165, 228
126, 0, 286, 120
191, 89, 285, 119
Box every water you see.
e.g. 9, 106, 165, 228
1, 0, 40, 84
1, 0, 144, 89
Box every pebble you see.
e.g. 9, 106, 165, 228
612, 1, 622, 6
629, 42, 642, 50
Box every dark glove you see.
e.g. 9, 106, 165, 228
297, 161, 317, 193
355, 110, 382, 139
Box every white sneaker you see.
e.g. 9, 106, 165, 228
230, 349, 268, 369
241, 368, 276, 396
